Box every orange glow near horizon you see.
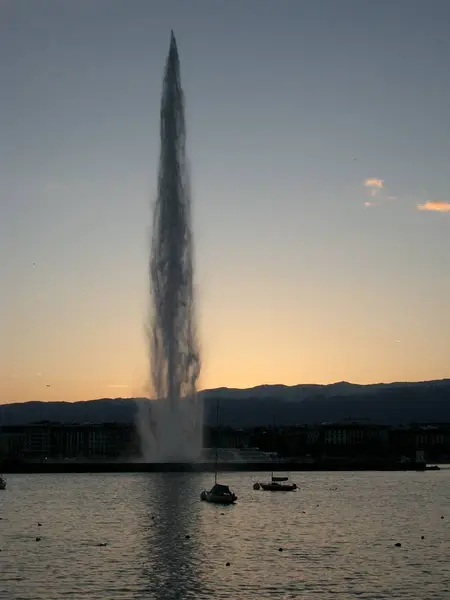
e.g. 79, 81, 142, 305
2, 1, 450, 406
2, 284, 449, 404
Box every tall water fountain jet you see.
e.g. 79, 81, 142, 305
139, 32, 202, 462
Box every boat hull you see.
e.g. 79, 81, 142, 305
200, 490, 237, 504
0, 480, 6, 490
258, 482, 297, 491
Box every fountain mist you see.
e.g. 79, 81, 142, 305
138, 32, 202, 462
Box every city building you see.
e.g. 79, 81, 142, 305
1, 421, 450, 462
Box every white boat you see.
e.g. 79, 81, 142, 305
201, 483, 237, 504
0, 476, 6, 490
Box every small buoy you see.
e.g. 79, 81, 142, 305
151, 516, 155, 520
220, 512, 224, 515
226, 562, 230, 566
441, 516, 444, 519
279, 547, 283, 552
253, 482, 260, 490
185, 535, 190, 539
36, 537, 41, 542
421, 535, 425, 540
394, 542, 401, 547
38, 522, 42, 527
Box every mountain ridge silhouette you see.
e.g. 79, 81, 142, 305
1, 378, 450, 426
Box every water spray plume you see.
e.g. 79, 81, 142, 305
137, 32, 202, 462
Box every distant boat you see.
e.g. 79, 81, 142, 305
253, 475, 297, 492
200, 400, 237, 504
253, 415, 297, 491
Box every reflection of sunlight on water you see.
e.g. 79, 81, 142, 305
138, 474, 205, 599
136, 473, 265, 599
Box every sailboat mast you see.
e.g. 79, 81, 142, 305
214, 400, 219, 484
271, 413, 275, 479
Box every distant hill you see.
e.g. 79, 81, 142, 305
1, 379, 450, 427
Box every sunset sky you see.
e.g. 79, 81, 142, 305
1, 0, 450, 404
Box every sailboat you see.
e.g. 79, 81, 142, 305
253, 416, 297, 491
0, 414, 6, 489
253, 475, 297, 492
200, 401, 237, 504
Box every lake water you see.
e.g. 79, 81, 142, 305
0, 470, 449, 599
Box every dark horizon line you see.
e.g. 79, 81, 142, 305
2, 376, 450, 406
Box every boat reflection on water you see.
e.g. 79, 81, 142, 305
138, 473, 205, 599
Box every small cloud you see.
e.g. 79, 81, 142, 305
107, 384, 129, 389
364, 178, 384, 200
386, 196, 398, 200
364, 201, 376, 207
417, 201, 450, 213
364, 178, 384, 189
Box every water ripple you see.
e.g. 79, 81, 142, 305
0, 471, 449, 599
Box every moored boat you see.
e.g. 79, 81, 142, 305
253, 475, 297, 491
253, 415, 297, 491
200, 483, 237, 504
200, 400, 237, 504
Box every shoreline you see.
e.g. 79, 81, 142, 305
1, 461, 430, 474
